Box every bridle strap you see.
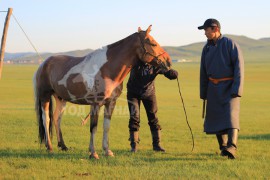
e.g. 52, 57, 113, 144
138, 32, 166, 61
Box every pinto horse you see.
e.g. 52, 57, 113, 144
33, 25, 172, 159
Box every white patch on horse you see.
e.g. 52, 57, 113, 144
90, 126, 97, 154
41, 107, 51, 142
103, 117, 111, 151
58, 46, 108, 90
67, 91, 77, 102
72, 64, 99, 88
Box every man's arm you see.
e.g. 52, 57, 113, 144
200, 49, 208, 100
230, 41, 244, 97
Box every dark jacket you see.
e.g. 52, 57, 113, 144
127, 61, 164, 95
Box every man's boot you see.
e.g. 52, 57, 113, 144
151, 130, 165, 152
216, 134, 228, 156
223, 129, 238, 159
129, 131, 139, 152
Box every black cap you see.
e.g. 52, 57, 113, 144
198, 18, 221, 30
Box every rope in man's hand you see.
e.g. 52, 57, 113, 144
176, 77, 194, 152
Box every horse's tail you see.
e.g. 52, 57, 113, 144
33, 71, 53, 144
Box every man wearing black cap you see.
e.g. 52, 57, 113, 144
198, 18, 244, 159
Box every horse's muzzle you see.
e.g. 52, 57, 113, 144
161, 59, 171, 71
151, 58, 171, 71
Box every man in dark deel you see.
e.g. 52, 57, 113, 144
198, 18, 244, 159
127, 60, 178, 152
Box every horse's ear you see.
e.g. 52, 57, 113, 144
146, 25, 152, 35
138, 27, 142, 32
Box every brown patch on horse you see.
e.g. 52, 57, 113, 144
49, 55, 86, 83
66, 74, 88, 97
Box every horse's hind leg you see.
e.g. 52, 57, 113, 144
89, 104, 100, 159
103, 100, 117, 157
53, 95, 68, 150
41, 101, 53, 152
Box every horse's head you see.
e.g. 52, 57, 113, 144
137, 25, 171, 71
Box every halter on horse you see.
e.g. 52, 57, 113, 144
33, 25, 171, 159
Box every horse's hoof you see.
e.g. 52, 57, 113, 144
47, 148, 53, 153
58, 143, 68, 151
61, 146, 68, 151
89, 152, 99, 159
105, 150, 114, 157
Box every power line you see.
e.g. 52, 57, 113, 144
11, 13, 43, 61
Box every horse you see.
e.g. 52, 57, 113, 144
33, 25, 172, 159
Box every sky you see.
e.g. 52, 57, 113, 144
0, 0, 269, 53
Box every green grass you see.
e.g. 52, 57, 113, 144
0, 62, 270, 179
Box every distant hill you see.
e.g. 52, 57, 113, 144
4, 35, 270, 63
164, 34, 270, 62
163, 42, 204, 62
259, 38, 270, 42
5, 52, 36, 60
226, 35, 270, 62
4, 49, 94, 63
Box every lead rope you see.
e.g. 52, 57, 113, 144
176, 77, 194, 152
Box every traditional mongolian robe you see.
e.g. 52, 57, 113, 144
200, 35, 244, 134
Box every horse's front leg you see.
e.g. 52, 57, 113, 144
103, 100, 117, 157
53, 95, 68, 151
89, 105, 100, 159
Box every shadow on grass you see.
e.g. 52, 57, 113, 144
0, 148, 218, 162
239, 134, 270, 140
113, 149, 215, 161
0, 148, 87, 160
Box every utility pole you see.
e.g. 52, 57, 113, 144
0, 8, 13, 79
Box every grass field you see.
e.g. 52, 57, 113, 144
0, 62, 269, 179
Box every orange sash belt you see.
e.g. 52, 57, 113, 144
209, 77, 233, 84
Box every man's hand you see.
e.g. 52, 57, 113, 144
164, 69, 178, 80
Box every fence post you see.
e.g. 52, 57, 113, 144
0, 8, 13, 79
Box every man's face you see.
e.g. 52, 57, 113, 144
204, 27, 216, 40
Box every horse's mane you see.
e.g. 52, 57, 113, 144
107, 31, 145, 49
